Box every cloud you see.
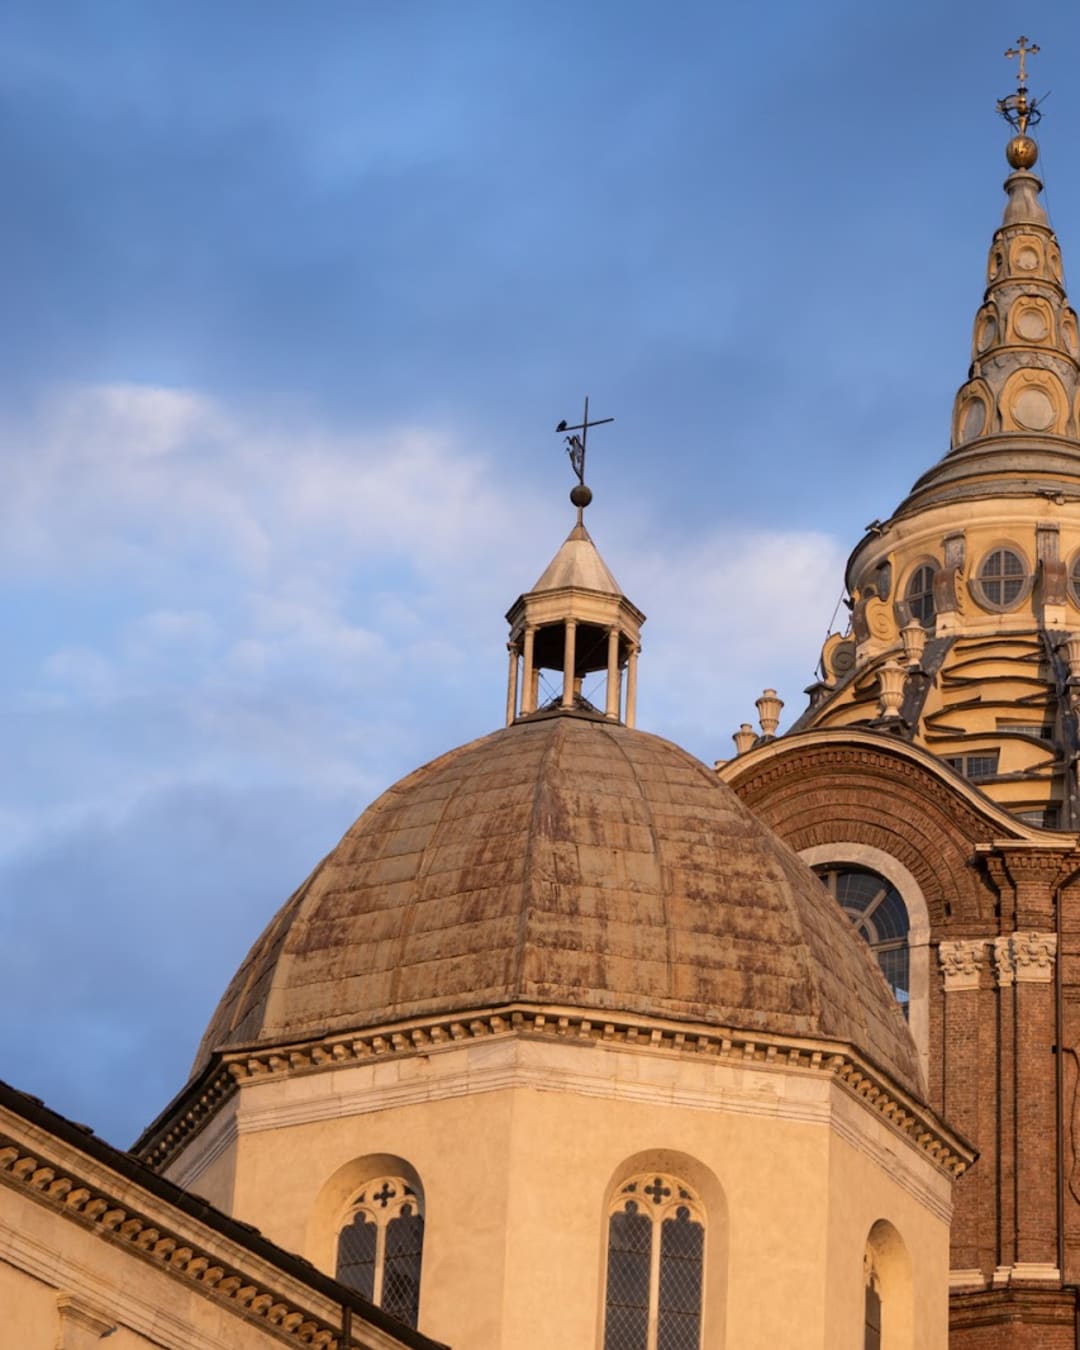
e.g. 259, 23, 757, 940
0, 379, 852, 1143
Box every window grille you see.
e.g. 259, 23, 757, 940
336, 1176, 424, 1328
603, 1175, 704, 1350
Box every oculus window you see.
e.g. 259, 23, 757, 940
336, 1176, 424, 1328
975, 547, 1027, 610
603, 1173, 704, 1350
816, 867, 910, 1014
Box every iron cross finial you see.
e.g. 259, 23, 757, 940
555, 397, 614, 516
1005, 36, 1039, 88
999, 37, 1042, 139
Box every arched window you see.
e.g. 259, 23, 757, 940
336, 1176, 424, 1328
603, 1173, 704, 1350
904, 564, 937, 626
864, 1219, 913, 1350
815, 866, 910, 1015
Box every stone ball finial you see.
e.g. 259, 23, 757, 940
1006, 135, 1039, 170
570, 483, 593, 509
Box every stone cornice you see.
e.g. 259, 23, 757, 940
138, 1004, 975, 1182
0, 1128, 349, 1349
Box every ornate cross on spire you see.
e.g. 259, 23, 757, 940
1000, 36, 1042, 139
1005, 35, 1039, 88
555, 396, 614, 516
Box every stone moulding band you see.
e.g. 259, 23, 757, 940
0, 1134, 341, 1349
139, 1005, 975, 1180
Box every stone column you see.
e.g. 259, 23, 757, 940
505, 641, 520, 726
521, 626, 537, 715
1012, 930, 1060, 1280
561, 621, 577, 709
992, 933, 1017, 1284
605, 627, 620, 721
625, 644, 639, 728
939, 937, 987, 1285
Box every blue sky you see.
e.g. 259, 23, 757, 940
3, 2, 1078, 1147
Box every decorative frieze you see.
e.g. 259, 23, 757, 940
939, 939, 986, 992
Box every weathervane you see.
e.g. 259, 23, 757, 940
555, 396, 614, 518
999, 35, 1043, 139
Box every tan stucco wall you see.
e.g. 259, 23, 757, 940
170, 1032, 955, 1350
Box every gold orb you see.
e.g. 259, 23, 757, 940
1006, 135, 1039, 170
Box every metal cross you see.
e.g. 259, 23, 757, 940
1006, 36, 1039, 88
555, 396, 614, 486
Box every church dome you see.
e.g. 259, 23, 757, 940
195, 709, 921, 1096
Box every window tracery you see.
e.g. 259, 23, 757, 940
336, 1175, 424, 1328
603, 1173, 704, 1350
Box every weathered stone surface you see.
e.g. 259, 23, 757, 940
196, 710, 920, 1095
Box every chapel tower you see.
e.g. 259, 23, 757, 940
767, 38, 1080, 831
722, 40, 1080, 1349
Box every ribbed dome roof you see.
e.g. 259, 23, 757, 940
196, 712, 921, 1095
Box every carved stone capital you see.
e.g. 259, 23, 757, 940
939, 939, 986, 992
1012, 930, 1057, 983
992, 935, 1015, 987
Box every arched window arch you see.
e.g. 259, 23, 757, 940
815, 867, 910, 1011
864, 1219, 913, 1350
904, 563, 937, 627
603, 1172, 704, 1350
336, 1175, 424, 1328
799, 844, 931, 1090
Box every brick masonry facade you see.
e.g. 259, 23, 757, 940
728, 736, 1080, 1348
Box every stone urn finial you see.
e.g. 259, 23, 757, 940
900, 618, 928, 668
732, 723, 757, 755
755, 688, 784, 737
877, 659, 906, 719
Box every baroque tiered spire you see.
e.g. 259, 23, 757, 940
764, 41, 1080, 832
900, 37, 1080, 517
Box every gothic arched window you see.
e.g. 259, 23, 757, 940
603, 1173, 704, 1350
815, 866, 910, 1014
336, 1176, 424, 1328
